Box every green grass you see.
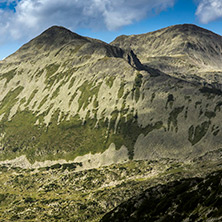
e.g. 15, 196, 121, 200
134, 73, 143, 88
214, 101, 222, 112
38, 95, 49, 109
205, 111, 216, 119
69, 92, 78, 106
93, 98, 99, 108
166, 94, 174, 109
168, 106, 184, 132
45, 64, 60, 79
0, 96, 164, 162
108, 109, 163, 159
44, 64, 60, 88
68, 77, 76, 89
188, 121, 210, 145
151, 92, 155, 103
51, 84, 63, 100
0, 69, 17, 85
78, 81, 102, 111
132, 73, 143, 102
26, 89, 38, 106
0, 86, 24, 117
105, 76, 116, 88
118, 82, 125, 98
34, 69, 44, 79
1, 155, 221, 222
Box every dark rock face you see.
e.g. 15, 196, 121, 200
101, 170, 222, 222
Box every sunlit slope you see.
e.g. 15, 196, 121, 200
0, 25, 222, 167
112, 24, 222, 86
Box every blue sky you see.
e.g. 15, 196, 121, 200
0, 0, 222, 60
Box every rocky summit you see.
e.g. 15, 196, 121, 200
0, 24, 222, 221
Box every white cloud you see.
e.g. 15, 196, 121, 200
196, 0, 222, 23
0, 0, 175, 42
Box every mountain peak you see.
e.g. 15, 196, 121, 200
165, 23, 221, 38
169, 23, 206, 30
43, 25, 71, 33
40, 26, 83, 40
27, 25, 87, 49
12, 26, 87, 56
111, 23, 222, 78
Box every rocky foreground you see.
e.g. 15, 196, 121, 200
1, 149, 222, 221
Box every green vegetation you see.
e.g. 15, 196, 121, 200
199, 87, 222, 97
68, 77, 76, 89
34, 69, 44, 79
44, 64, 60, 88
101, 169, 222, 222
51, 84, 63, 99
43, 162, 82, 171
38, 95, 49, 109
0, 95, 165, 162
134, 73, 143, 87
168, 106, 184, 132
26, 89, 38, 106
105, 76, 115, 88
108, 109, 163, 159
1, 157, 220, 222
214, 101, 222, 112
69, 92, 78, 106
93, 98, 99, 108
45, 64, 60, 79
166, 94, 174, 109
188, 121, 210, 145
132, 73, 143, 102
0, 159, 166, 221
0, 69, 17, 85
78, 80, 102, 111
205, 111, 216, 119
118, 82, 125, 98
151, 92, 155, 103
0, 86, 24, 117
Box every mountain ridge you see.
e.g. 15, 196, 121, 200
0, 24, 222, 169
1, 23, 222, 222
111, 24, 222, 85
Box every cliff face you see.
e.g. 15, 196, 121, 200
0, 25, 222, 169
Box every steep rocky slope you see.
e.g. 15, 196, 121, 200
0, 25, 222, 169
0, 26, 144, 165
101, 169, 222, 222
1, 24, 222, 222
112, 24, 222, 86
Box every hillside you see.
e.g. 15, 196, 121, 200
1, 24, 222, 221
101, 168, 222, 222
112, 24, 222, 87
0, 25, 222, 169
1, 150, 222, 221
